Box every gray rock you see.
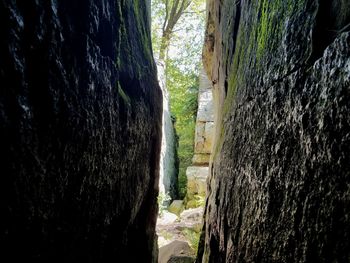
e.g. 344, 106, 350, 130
168, 200, 185, 215
158, 211, 179, 226
196, 70, 214, 123
0, 0, 162, 262
168, 256, 195, 263
180, 207, 204, 232
180, 207, 204, 221
159, 240, 195, 263
194, 121, 214, 155
199, 0, 350, 262
158, 60, 179, 202
186, 166, 208, 198
194, 69, 215, 162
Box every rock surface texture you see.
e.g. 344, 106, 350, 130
186, 70, 214, 207
0, 1, 161, 262
158, 60, 179, 201
192, 69, 214, 166
159, 240, 195, 263
199, 0, 350, 262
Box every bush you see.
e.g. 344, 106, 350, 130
182, 228, 201, 253
157, 192, 171, 216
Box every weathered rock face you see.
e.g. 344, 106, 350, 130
199, 0, 350, 262
185, 70, 214, 208
192, 69, 214, 166
158, 61, 179, 202
186, 166, 208, 199
158, 240, 195, 263
0, 1, 162, 262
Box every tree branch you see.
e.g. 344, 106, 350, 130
162, 0, 170, 32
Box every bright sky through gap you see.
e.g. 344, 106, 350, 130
151, 0, 206, 73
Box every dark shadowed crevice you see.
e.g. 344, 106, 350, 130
232, 0, 241, 55
308, 0, 350, 65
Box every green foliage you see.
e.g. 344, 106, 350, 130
182, 228, 200, 253
167, 59, 199, 198
152, 0, 205, 65
151, 0, 205, 198
157, 192, 171, 216
159, 230, 174, 240
186, 194, 205, 208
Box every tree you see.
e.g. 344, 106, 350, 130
152, 0, 205, 197
152, 0, 204, 61
159, 0, 192, 60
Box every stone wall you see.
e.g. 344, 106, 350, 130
0, 1, 162, 262
192, 69, 215, 166
186, 69, 214, 207
198, 0, 350, 262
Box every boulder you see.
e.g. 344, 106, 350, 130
158, 211, 178, 226
180, 207, 204, 232
157, 211, 178, 225
158, 241, 195, 263
168, 200, 185, 216
186, 166, 208, 199
180, 207, 204, 222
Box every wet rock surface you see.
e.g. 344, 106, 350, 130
0, 0, 161, 262
199, 0, 350, 262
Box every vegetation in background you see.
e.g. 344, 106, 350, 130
156, 0, 192, 60
182, 228, 201, 253
185, 194, 205, 208
167, 60, 199, 197
152, 0, 205, 198
157, 191, 172, 216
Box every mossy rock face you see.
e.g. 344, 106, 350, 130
185, 195, 205, 209
200, 0, 350, 262
168, 200, 185, 216
185, 200, 198, 209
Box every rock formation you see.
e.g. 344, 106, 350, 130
198, 0, 350, 262
0, 0, 162, 262
158, 60, 179, 202
186, 69, 214, 207
158, 240, 195, 263
192, 69, 215, 166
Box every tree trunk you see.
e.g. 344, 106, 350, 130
159, 30, 171, 61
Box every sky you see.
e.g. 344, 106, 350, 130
151, 0, 206, 73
